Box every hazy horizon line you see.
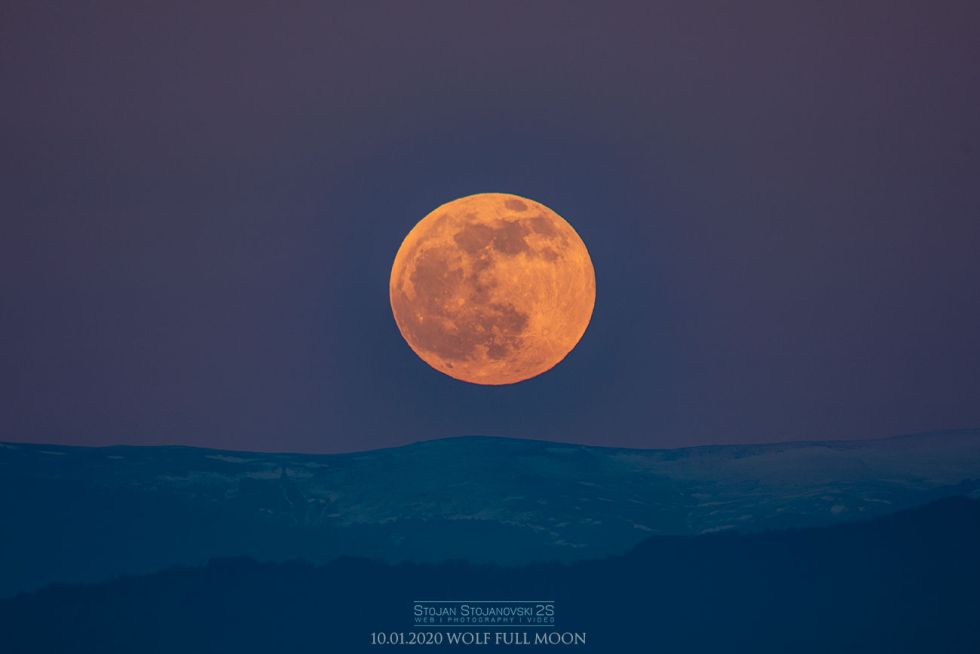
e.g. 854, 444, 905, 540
3, 426, 979, 458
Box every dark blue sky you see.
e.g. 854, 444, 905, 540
3, 2, 979, 452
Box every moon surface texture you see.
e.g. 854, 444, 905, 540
390, 193, 595, 385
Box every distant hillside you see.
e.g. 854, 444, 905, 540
1, 429, 979, 597
2, 497, 978, 653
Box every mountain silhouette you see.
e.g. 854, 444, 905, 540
1, 429, 979, 597
2, 497, 978, 653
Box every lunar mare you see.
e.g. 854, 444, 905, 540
390, 193, 595, 385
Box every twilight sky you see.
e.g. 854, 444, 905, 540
2, 1, 979, 453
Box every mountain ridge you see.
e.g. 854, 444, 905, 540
5, 425, 979, 457
3, 496, 979, 653
1, 428, 978, 598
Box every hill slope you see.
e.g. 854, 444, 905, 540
1, 429, 978, 597
2, 497, 978, 653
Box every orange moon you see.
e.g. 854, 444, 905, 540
389, 193, 595, 385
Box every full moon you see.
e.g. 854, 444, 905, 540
390, 193, 595, 385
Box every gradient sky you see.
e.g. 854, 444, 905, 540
3, 2, 979, 452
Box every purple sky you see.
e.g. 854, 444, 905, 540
2, 1, 979, 452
